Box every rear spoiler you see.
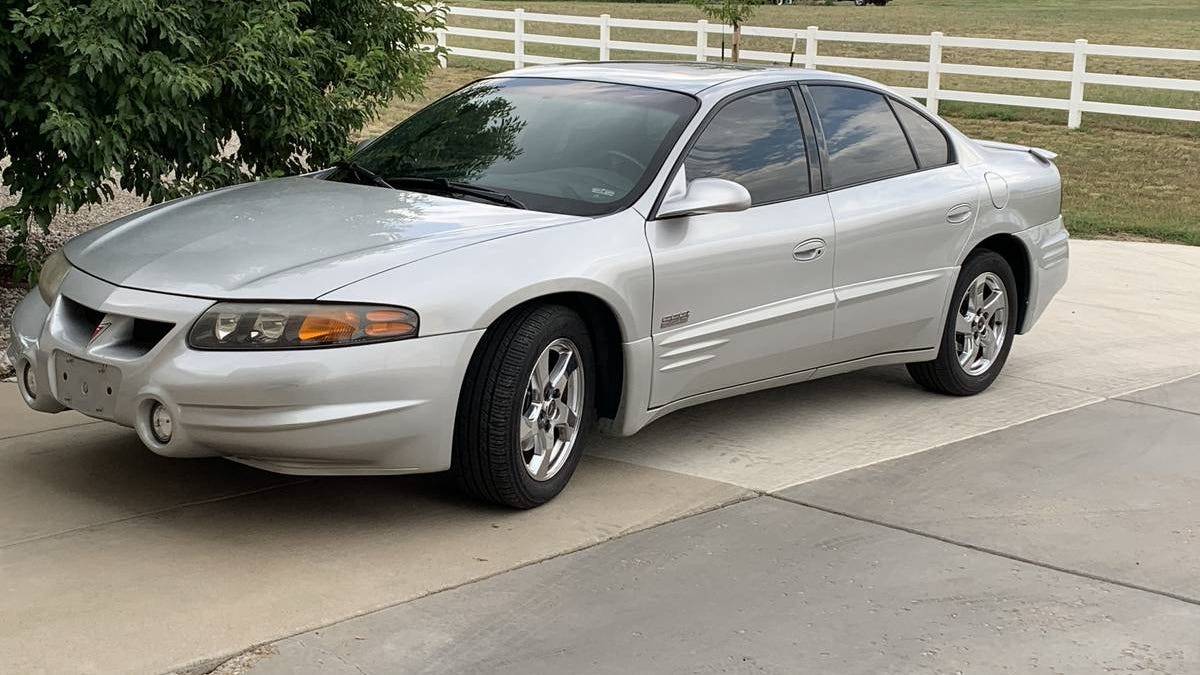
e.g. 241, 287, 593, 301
974, 139, 1058, 164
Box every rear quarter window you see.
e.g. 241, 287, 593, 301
892, 102, 952, 169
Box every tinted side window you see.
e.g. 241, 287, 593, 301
684, 88, 809, 204
809, 85, 917, 189
892, 102, 951, 168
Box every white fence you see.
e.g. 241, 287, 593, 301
437, 6, 1200, 129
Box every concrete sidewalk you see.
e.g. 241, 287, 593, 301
1, 240, 1199, 674
239, 376, 1200, 674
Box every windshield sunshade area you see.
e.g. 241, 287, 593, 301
342, 77, 699, 216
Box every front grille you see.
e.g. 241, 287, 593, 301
58, 295, 176, 358
59, 296, 106, 346
130, 318, 175, 352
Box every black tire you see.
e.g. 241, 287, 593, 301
907, 250, 1018, 396
452, 304, 595, 508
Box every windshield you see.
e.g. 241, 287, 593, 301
343, 77, 698, 216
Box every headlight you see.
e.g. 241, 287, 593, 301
38, 249, 71, 304
188, 303, 419, 350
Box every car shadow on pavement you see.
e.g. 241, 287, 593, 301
1, 422, 508, 549
8, 362, 1055, 552
587, 360, 1100, 491
1, 364, 952, 550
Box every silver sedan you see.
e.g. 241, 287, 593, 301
8, 63, 1068, 508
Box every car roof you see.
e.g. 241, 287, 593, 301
492, 61, 871, 95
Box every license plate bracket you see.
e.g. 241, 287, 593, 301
54, 352, 122, 419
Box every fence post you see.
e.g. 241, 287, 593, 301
436, 28, 447, 69
804, 26, 818, 69
513, 8, 525, 68
696, 20, 708, 62
927, 31, 943, 114
1068, 38, 1087, 129
599, 13, 610, 61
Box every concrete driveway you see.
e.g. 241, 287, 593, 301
2, 240, 1199, 674
247, 375, 1200, 674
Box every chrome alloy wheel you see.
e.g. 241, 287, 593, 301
520, 338, 584, 481
955, 272, 1008, 376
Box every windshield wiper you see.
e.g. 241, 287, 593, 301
333, 161, 395, 190
385, 176, 526, 210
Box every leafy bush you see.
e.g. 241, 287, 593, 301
0, 0, 444, 280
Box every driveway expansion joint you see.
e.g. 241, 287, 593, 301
1110, 395, 1200, 419
768, 493, 1200, 609
0, 420, 103, 442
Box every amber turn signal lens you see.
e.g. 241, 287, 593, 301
364, 309, 406, 322
298, 310, 360, 343
364, 321, 416, 337
363, 309, 416, 338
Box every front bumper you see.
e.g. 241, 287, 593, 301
7, 269, 483, 475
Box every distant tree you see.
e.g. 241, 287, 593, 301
689, 0, 757, 62
0, 0, 445, 280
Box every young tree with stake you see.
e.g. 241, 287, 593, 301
689, 0, 757, 62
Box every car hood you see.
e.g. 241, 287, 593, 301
64, 177, 584, 299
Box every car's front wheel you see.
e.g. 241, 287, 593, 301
907, 250, 1018, 396
453, 304, 594, 508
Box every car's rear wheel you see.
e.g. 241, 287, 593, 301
907, 250, 1018, 396
453, 304, 594, 508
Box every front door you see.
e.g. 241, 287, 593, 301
646, 86, 836, 407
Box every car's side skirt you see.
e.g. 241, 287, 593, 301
601, 345, 937, 437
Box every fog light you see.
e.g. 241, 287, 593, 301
22, 363, 37, 400
150, 402, 173, 444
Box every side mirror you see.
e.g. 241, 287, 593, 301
355, 136, 378, 153
657, 177, 752, 219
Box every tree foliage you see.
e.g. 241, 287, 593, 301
689, 0, 756, 62
0, 0, 445, 280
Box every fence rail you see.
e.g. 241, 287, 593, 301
441, 5, 1200, 128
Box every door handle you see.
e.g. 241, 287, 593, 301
793, 238, 826, 262
946, 204, 974, 224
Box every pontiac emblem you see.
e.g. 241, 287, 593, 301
90, 318, 112, 345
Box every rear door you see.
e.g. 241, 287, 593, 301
804, 84, 980, 363
646, 86, 837, 407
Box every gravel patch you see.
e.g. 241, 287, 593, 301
0, 283, 25, 374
